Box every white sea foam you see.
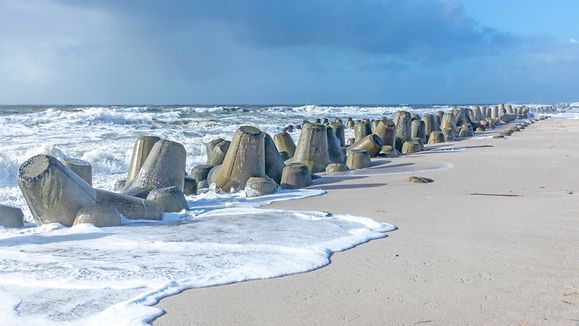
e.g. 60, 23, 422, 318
0, 188, 395, 325
548, 107, 579, 120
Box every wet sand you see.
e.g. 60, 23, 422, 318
155, 118, 579, 326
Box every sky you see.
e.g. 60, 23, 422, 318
0, 0, 578, 104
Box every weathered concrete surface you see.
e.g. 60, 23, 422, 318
96, 189, 162, 220
17, 154, 97, 226
214, 126, 266, 192
126, 136, 160, 187
0, 205, 24, 228
123, 139, 186, 198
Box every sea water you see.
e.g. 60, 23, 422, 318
0, 104, 552, 324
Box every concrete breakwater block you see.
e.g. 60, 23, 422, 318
73, 204, 121, 227
453, 108, 474, 127
325, 163, 350, 173
214, 126, 266, 192
123, 139, 186, 198
96, 189, 162, 220
380, 145, 401, 158
147, 186, 188, 213
207, 165, 221, 186
458, 124, 474, 137
264, 133, 286, 184
428, 131, 445, 144
280, 163, 312, 189
422, 114, 440, 142
436, 111, 444, 125
126, 136, 160, 188
0, 205, 24, 228
326, 126, 345, 163
273, 131, 296, 158
244, 176, 278, 197
401, 140, 423, 154
292, 122, 331, 173
345, 117, 355, 129
61, 158, 92, 186
349, 134, 384, 157
411, 119, 426, 143
18, 154, 165, 227
354, 121, 372, 143
393, 111, 412, 151
183, 176, 197, 195
346, 149, 371, 170
206, 139, 231, 166
373, 119, 396, 147
441, 112, 457, 141
190, 164, 213, 186
330, 122, 346, 147
18, 154, 97, 227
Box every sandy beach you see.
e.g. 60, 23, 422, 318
155, 118, 579, 326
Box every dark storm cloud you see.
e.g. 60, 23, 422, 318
58, 0, 517, 63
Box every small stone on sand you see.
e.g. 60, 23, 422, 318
406, 176, 434, 184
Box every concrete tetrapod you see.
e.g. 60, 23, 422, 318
264, 133, 286, 184
17, 154, 97, 227
371, 120, 379, 133
459, 124, 474, 137
440, 112, 457, 142
491, 106, 499, 119
373, 119, 396, 147
422, 114, 440, 141
345, 118, 355, 129
123, 139, 186, 198
214, 126, 266, 192
354, 121, 372, 143
244, 176, 278, 197
393, 111, 412, 151
325, 163, 350, 173
207, 140, 231, 166
346, 149, 372, 170
349, 134, 384, 157
401, 140, 422, 154
147, 186, 188, 213
292, 122, 331, 173
95, 189, 162, 220
411, 119, 426, 143
280, 163, 312, 189
427, 131, 445, 144
73, 205, 122, 227
207, 165, 222, 186
190, 164, 213, 185
0, 205, 24, 228
183, 176, 197, 195
126, 136, 160, 187
326, 126, 346, 163
273, 131, 296, 158
61, 158, 93, 185
330, 122, 346, 147
380, 145, 401, 158
436, 111, 444, 125
206, 138, 226, 159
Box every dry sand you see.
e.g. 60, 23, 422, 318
155, 118, 579, 326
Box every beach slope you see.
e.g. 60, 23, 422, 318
156, 119, 579, 326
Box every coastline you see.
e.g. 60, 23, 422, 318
155, 118, 579, 325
